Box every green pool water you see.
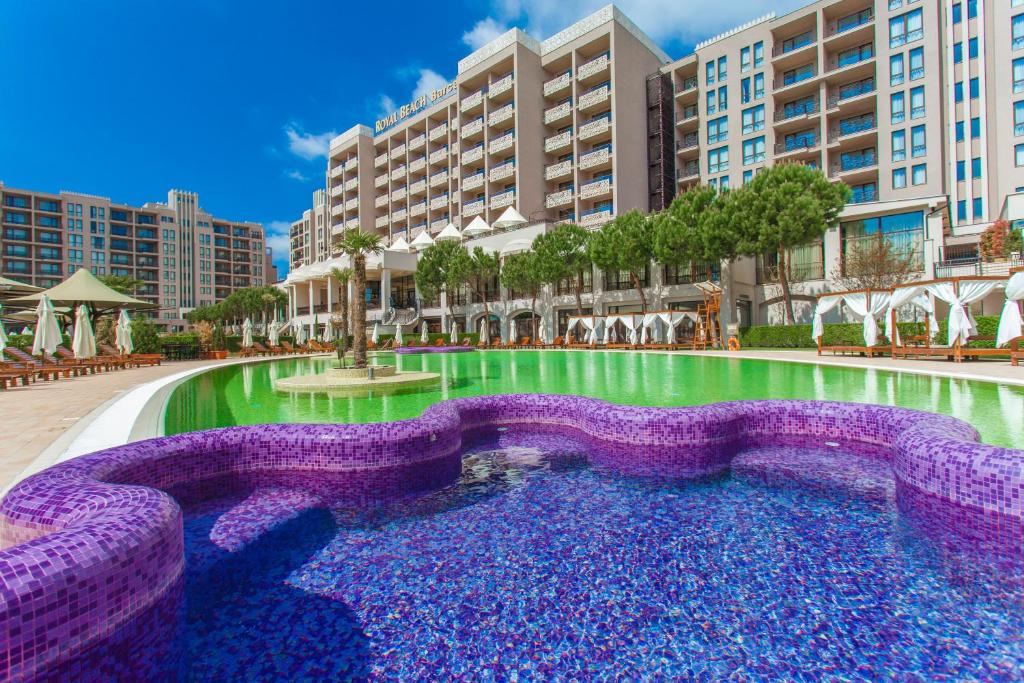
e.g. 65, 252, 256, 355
163, 351, 1024, 447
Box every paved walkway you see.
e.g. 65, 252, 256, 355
0, 360, 221, 490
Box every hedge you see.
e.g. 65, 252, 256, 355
738, 315, 1003, 349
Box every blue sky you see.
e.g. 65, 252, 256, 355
0, 0, 803, 277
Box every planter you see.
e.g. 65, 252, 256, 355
201, 350, 228, 360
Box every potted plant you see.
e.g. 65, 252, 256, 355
208, 323, 228, 360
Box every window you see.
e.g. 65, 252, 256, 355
719, 176, 730, 191
953, 3, 962, 23
955, 81, 964, 103
741, 46, 751, 72
893, 168, 907, 189
838, 8, 872, 33
891, 92, 905, 124
972, 157, 983, 178
911, 164, 926, 185
910, 125, 926, 157
971, 117, 980, 138
968, 37, 978, 60
909, 86, 925, 119
718, 86, 727, 111
743, 169, 753, 184
956, 160, 966, 181
892, 130, 906, 162
743, 137, 766, 165
840, 211, 924, 270
706, 61, 715, 84
781, 30, 814, 54
741, 77, 750, 103
753, 73, 764, 99
742, 104, 765, 134
969, 77, 979, 99
837, 43, 873, 68
953, 43, 963, 64
717, 56, 727, 81
1016, 101, 1024, 135
753, 42, 763, 67
889, 9, 923, 47
1015, 58, 1024, 93
783, 64, 815, 86
708, 146, 729, 174
1016, 144, 1024, 166
968, 0, 976, 19
973, 197, 984, 218
707, 116, 728, 144
909, 47, 924, 80
957, 200, 967, 222
890, 54, 904, 85
706, 91, 716, 114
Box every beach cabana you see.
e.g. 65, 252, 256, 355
565, 315, 604, 347
811, 288, 893, 357
639, 311, 700, 349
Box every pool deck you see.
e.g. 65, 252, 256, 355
2, 348, 1022, 495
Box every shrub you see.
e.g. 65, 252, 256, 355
131, 317, 162, 354
739, 321, 928, 349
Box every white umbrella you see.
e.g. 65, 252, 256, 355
492, 207, 527, 230
667, 320, 677, 345
0, 318, 7, 354
20, 327, 31, 336
268, 318, 280, 346
538, 316, 547, 344
72, 304, 97, 359
390, 236, 411, 252
116, 309, 134, 355
395, 324, 404, 346
449, 321, 459, 344
420, 322, 429, 343
242, 318, 254, 348
32, 295, 62, 356
294, 323, 306, 345
371, 322, 380, 344
436, 223, 462, 242
480, 317, 489, 345
462, 216, 492, 237
410, 230, 435, 251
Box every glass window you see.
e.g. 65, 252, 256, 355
957, 199, 967, 221
742, 136, 766, 165
837, 43, 874, 68
890, 54, 904, 85
953, 2, 962, 23
968, 37, 978, 59
1016, 101, 1024, 135
1016, 144, 1024, 166
782, 30, 814, 54
706, 91, 716, 114
953, 42, 963, 64
908, 47, 924, 80
891, 92, 905, 124
956, 160, 966, 181
911, 164, 926, 185
743, 169, 753, 184
969, 77, 979, 99
893, 167, 907, 188
718, 86, 727, 111
742, 104, 765, 134
972, 157, 982, 178
892, 130, 906, 162
719, 176, 730, 191
968, 0, 976, 19
910, 125, 926, 157
741, 46, 751, 73
970, 117, 980, 138
717, 56, 727, 80
753, 73, 764, 99
955, 81, 964, 103
753, 42, 763, 67
741, 77, 751, 103
708, 146, 729, 174
889, 9, 923, 47
707, 116, 728, 144
909, 86, 925, 119
1014, 58, 1024, 93
706, 61, 715, 84
973, 197, 983, 218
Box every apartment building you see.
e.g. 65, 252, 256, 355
289, 188, 330, 271
0, 183, 270, 330
285, 1, 1024, 339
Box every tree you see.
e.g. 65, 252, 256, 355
587, 210, 656, 313
464, 247, 500, 329
99, 274, 144, 295
415, 240, 469, 325
532, 223, 592, 314
500, 250, 544, 339
653, 185, 719, 279
329, 266, 352, 362
334, 229, 383, 368
733, 163, 849, 324
980, 219, 1024, 262
130, 316, 161, 354
832, 233, 920, 291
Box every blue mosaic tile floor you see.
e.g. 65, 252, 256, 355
180, 431, 1024, 681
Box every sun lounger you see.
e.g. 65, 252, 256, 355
97, 344, 160, 367
2, 348, 74, 380
54, 346, 111, 373
0, 367, 33, 389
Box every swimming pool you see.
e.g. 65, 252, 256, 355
165, 350, 1024, 446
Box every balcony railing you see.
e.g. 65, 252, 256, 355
579, 146, 612, 169
410, 201, 426, 216
462, 117, 483, 138
390, 144, 406, 159
579, 117, 611, 140
489, 162, 516, 181
678, 162, 700, 180
579, 209, 613, 228
775, 67, 817, 90
410, 179, 427, 194
826, 10, 873, 38
677, 133, 698, 152
345, 178, 358, 191
848, 185, 878, 204
463, 145, 484, 164
391, 188, 407, 202
488, 103, 515, 127
375, 215, 389, 229
460, 90, 484, 112
428, 125, 448, 141
374, 174, 388, 188
374, 153, 388, 167
390, 165, 407, 181
463, 199, 485, 216
490, 190, 516, 209
489, 133, 515, 154
678, 104, 698, 123
545, 130, 572, 152
578, 85, 611, 110
430, 194, 449, 209
545, 159, 573, 180
375, 195, 389, 208
577, 53, 610, 81
828, 78, 875, 107
773, 33, 816, 58
429, 171, 449, 187
830, 153, 877, 175
545, 189, 574, 208
775, 99, 819, 122
544, 71, 572, 97
429, 148, 448, 164
489, 74, 514, 99
829, 116, 876, 141
677, 75, 698, 93
463, 172, 485, 190
580, 178, 611, 199
544, 101, 572, 124
345, 197, 359, 211
330, 165, 344, 179
775, 136, 819, 154
392, 208, 407, 222
410, 157, 426, 173
409, 134, 426, 150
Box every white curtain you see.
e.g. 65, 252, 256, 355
927, 280, 1000, 346
885, 285, 938, 346
602, 316, 616, 345
997, 271, 1024, 347
640, 313, 661, 345
618, 315, 640, 345
810, 295, 843, 342
845, 292, 891, 347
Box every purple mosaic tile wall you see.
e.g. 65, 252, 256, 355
0, 395, 1020, 680
393, 346, 475, 354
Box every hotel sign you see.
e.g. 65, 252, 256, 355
375, 82, 458, 133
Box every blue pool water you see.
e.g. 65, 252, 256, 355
180, 431, 1024, 681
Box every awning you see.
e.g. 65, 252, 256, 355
9, 268, 155, 312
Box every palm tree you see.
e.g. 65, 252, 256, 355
334, 229, 383, 368
329, 266, 353, 363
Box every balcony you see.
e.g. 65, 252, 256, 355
678, 161, 700, 181
545, 159, 573, 181
390, 166, 406, 181
579, 117, 611, 141
579, 146, 612, 170
460, 90, 484, 113
330, 165, 344, 179
410, 156, 426, 173
345, 197, 359, 211
490, 190, 515, 209
462, 117, 484, 138
545, 130, 572, 153
330, 184, 345, 198
390, 144, 407, 159
429, 148, 449, 164
375, 174, 388, 189
410, 134, 426, 150
429, 171, 449, 187
490, 161, 515, 182
825, 9, 873, 40
775, 135, 820, 156
410, 201, 427, 216
410, 179, 427, 194
827, 78, 875, 109
375, 195, 389, 209
772, 32, 817, 61
344, 158, 358, 171
429, 125, 448, 141
774, 66, 818, 92
391, 188, 407, 202
544, 71, 572, 97
375, 215, 389, 229
488, 133, 515, 154
577, 53, 610, 82
346, 218, 360, 230
825, 45, 874, 78
488, 74, 514, 99
774, 98, 819, 124
464, 172, 485, 190
828, 115, 876, 144
829, 151, 878, 179
848, 184, 878, 204
331, 203, 345, 217
675, 75, 698, 96
430, 194, 449, 209
488, 103, 515, 127
463, 145, 484, 165
578, 85, 611, 111
544, 101, 572, 126
579, 209, 613, 228
463, 199, 485, 217
676, 132, 698, 153
676, 104, 698, 127
374, 153, 388, 167
345, 178, 358, 191
545, 189, 574, 208
392, 208, 408, 222
580, 177, 612, 200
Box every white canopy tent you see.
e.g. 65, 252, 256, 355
811, 289, 894, 348
410, 230, 435, 251
436, 223, 462, 242
462, 216, 492, 237
638, 311, 700, 345
996, 270, 1024, 347
565, 315, 605, 345
603, 314, 645, 345
492, 207, 527, 230
389, 236, 411, 252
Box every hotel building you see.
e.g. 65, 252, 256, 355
286, 1, 1024, 339
0, 183, 272, 330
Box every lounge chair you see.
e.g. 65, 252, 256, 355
460, 337, 472, 347
54, 346, 112, 373
434, 339, 445, 347
2, 348, 74, 380
379, 338, 395, 350
957, 335, 1021, 363
253, 341, 278, 356
551, 336, 563, 347
98, 344, 161, 367
0, 367, 33, 389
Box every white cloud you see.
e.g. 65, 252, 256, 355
412, 69, 448, 99
285, 169, 308, 182
265, 220, 292, 268
375, 69, 452, 121
462, 17, 509, 50
284, 124, 336, 160
473, 0, 808, 47
376, 94, 396, 118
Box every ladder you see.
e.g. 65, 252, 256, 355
691, 281, 722, 350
